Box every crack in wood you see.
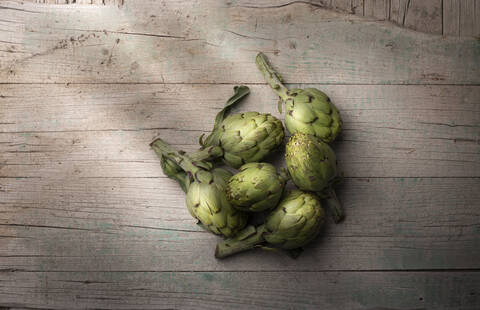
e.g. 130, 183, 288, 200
0, 5, 40, 14
224, 30, 275, 41
120, 224, 205, 234
0, 223, 111, 232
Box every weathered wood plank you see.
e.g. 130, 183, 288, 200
0, 132, 477, 179
443, 0, 480, 36
330, 0, 354, 13
364, 0, 390, 20
476, 0, 480, 36
1, 84, 478, 178
0, 177, 479, 271
403, 0, 443, 35
0, 271, 478, 309
233, 0, 461, 37
0, 1, 479, 84
231, 0, 359, 14
351, 0, 364, 15
460, 0, 478, 36
2, 129, 478, 178
390, 0, 408, 25
26, 0, 124, 5
443, 0, 461, 36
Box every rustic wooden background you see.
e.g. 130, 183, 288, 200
1, 0, 479, 309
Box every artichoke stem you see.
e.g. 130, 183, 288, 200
151, 138, 177, 156
215, 225, 266, 259
190, 145, 224, 162
151, 138, 198, 173
176, 175, 189, 193
255, 53, 289, 101
324, 188, 345, 223
169, 170, 190, 193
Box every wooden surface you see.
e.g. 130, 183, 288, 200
1, 0, 479, 309
12, 0, 480, 37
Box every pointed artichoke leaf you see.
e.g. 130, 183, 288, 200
202, 86, 250, 147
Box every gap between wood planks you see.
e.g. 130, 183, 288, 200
1, 176, 478, 179
1, 268, 480, 273
1, 83, 480, 86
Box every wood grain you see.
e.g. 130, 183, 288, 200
26, 0, 124, 5
0, 1, 479, 84
443, 0, 480, 36
459, 0, 478, 36
0, 271, 478, 309
443, 0, 461, 36
0, 0, 479, 308
0, 177, 479, 271
403, 0, 443, 35
364, 0, 390, 20
1, 84, 478, 178
389, 0, 408, 26
234, 0, 465, 36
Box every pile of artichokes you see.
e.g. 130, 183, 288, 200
151, 53, 344, 259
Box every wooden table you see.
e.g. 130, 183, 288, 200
1, 1, 479, 309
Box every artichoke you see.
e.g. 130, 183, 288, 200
285, 133, 344, 222
156, 86, 285, 169
256, 52, 342, 143
226, 163, 288, 212
151, 138, 248, 237
215, 190, 325, 258
197, 86, 285, 168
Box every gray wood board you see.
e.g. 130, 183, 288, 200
1, 177, 479, 271
26, 0, 124, 5
0, 271, 478, 309
444, 0, 480, 36
0, 1, 479, 84
1, 84, 478, 178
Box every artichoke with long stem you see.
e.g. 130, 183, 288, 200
151, 138, 248, 237
215, 190, 325, 258
285, 133, 344, 222
256, 52, 342, 143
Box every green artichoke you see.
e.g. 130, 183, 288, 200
285, 133, 344, 222
215, 190, 325, 258
197, 86, 285, 168
226, 163, 288, 212
151, 138, 248, 237
256, 52, 342, 143
154, 86, 284, 169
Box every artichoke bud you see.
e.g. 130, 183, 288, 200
151, 138, 248, 237
284, 88, 342, 143
198, 87, 285, 168
256, 52, 342, 143
226, 163, 287, 212
215, 190, 325, 258
263, 190, 324, 250
186, 167, 248, 237
204, 112, 285, 168
285, 133, 344, 223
